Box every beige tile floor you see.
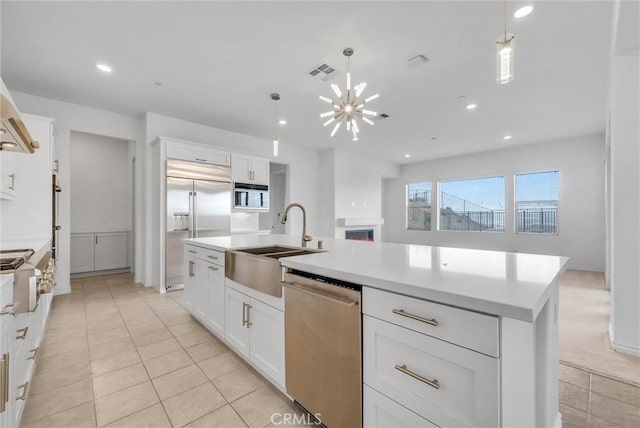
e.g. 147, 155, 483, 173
21, 273, 307, 428
558, 270, 640, 427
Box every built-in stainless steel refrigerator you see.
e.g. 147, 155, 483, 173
166, 159, 231, 291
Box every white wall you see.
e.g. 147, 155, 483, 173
70, 132, 133, 233
608, 49, 639, 354
318, 148, 400, 240
10, 91, 145, 293
383, 135, 606, 271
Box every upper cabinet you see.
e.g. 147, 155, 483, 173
232, 153, 269, 185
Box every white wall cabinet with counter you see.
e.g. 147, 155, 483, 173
70, 232, 129, 274
231, 153, 269, 184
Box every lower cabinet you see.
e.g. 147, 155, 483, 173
70, 232, 129, 274
364, 385, 437, 428
224, 285, 285, 389
184, 254, 225, 337
1, 292, 52, 427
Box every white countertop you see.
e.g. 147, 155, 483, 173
185, 234, 569, 322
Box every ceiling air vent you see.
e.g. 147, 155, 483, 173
407, 54, 428, 68
371, 113, 390, 122
307, 63, 339, 81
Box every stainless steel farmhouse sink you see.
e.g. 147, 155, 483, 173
225, 246, 323, 297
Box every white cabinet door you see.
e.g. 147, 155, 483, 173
225, 287, 250, 359
183, 257, 196, 311
0, 316, 14, 427
364, 385, 438, 428
249, 298, 284, 388
231, 154, 252, 183
192, 259, 210, 322
251, 157, 270, 184
70, 233, 95, 273
94, 232, 129, 271
206, 263, 225, 337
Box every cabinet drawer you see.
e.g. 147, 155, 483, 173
363, 287, 499, 357
364, 385, 437, 428
167, 142, 230, 167
363, 316, 499, 428
185, 246, 225, 267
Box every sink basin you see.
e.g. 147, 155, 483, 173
225, 246, 323, 298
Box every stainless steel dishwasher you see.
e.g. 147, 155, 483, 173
283, 270, 362, 428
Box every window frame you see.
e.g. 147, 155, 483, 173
436, 174, 507, 234
406, 181, 433, 231
513, 169, 560, 236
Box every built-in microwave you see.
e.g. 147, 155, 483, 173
233, 183, 269, 210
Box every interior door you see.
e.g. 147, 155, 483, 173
166, 177, 193, 288
193, 180, 231, 239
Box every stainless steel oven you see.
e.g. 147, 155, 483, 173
233, 183, 269, 211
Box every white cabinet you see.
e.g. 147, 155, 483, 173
184, 247, 225, 337
249, 297, 285, 386
364, 385, 437, 428
165, 139, 230, 166
224, 284, 285, 388
225, 286, 251, 359
232, 154, 269, 184
94, 232, 129, 271
70, 232, 129, 274
206, 261, 225, 337
0, 116, 54, 243
70, 233, 95, 274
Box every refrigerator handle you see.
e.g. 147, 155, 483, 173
193, 191, 198, 238
188, 191, 193, 239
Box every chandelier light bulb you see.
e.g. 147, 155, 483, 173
346, 72, 351, 90
320, 111, 335, 118
330, 122, 342, 137
272, 136, 279, 157
331, 83, 342, 98
362, 117, 374, 126
364, 93, 379, 103
323, 117, 336, 127
319, 95, 333, 104
344, 104, 353, 113
355, 83, 367, 97
362, 110, 377, 116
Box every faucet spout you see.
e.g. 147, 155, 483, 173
281, 203, 312, 247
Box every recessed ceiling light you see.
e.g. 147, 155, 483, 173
279, 119, 287, 125
466, 103, 477, 110
96, 63, 112, 73
514, 5, 533, 18
404, 154, 411, 158
504, 135, 512, 140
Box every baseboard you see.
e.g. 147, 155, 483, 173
53, 287, 71, 295
566, 265, 605, 272
554, 411, 562, 428
70, 268, 131, 279
609, 323, 640, 356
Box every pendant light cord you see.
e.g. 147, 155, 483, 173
504, 0, 507, 39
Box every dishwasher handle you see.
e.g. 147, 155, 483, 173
283, 281, 359, 307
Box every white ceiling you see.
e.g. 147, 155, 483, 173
1, 1, 614, 164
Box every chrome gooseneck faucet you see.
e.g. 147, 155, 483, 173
281, 203, 313, 248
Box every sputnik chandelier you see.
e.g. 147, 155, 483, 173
318, 47, 379, 141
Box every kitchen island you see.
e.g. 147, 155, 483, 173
183, 234, 568, 428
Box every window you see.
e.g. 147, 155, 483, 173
515, 170, 559, 234
407, 182, 431, 230
439, 176, 506, 232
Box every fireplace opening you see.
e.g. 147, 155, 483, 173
345, 229, 374, 242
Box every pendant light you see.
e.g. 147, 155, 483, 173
270, 93, 280, 157
497, 0, 515, 84
318, 47, 380, 141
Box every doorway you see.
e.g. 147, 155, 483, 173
268, 163, 287, 234
69, 131, 134, 277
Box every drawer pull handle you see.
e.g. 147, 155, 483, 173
207, 255, 219, 260
188, 250, 197, 254
28, 347, 39, 361
392, 309, 438, 326
16, 326, 29, 340
0, 303, 15, 316
208, 266, 219, 271
16, 382, 29, 400
1, 353, 8, 412
395, 364, 440, 390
